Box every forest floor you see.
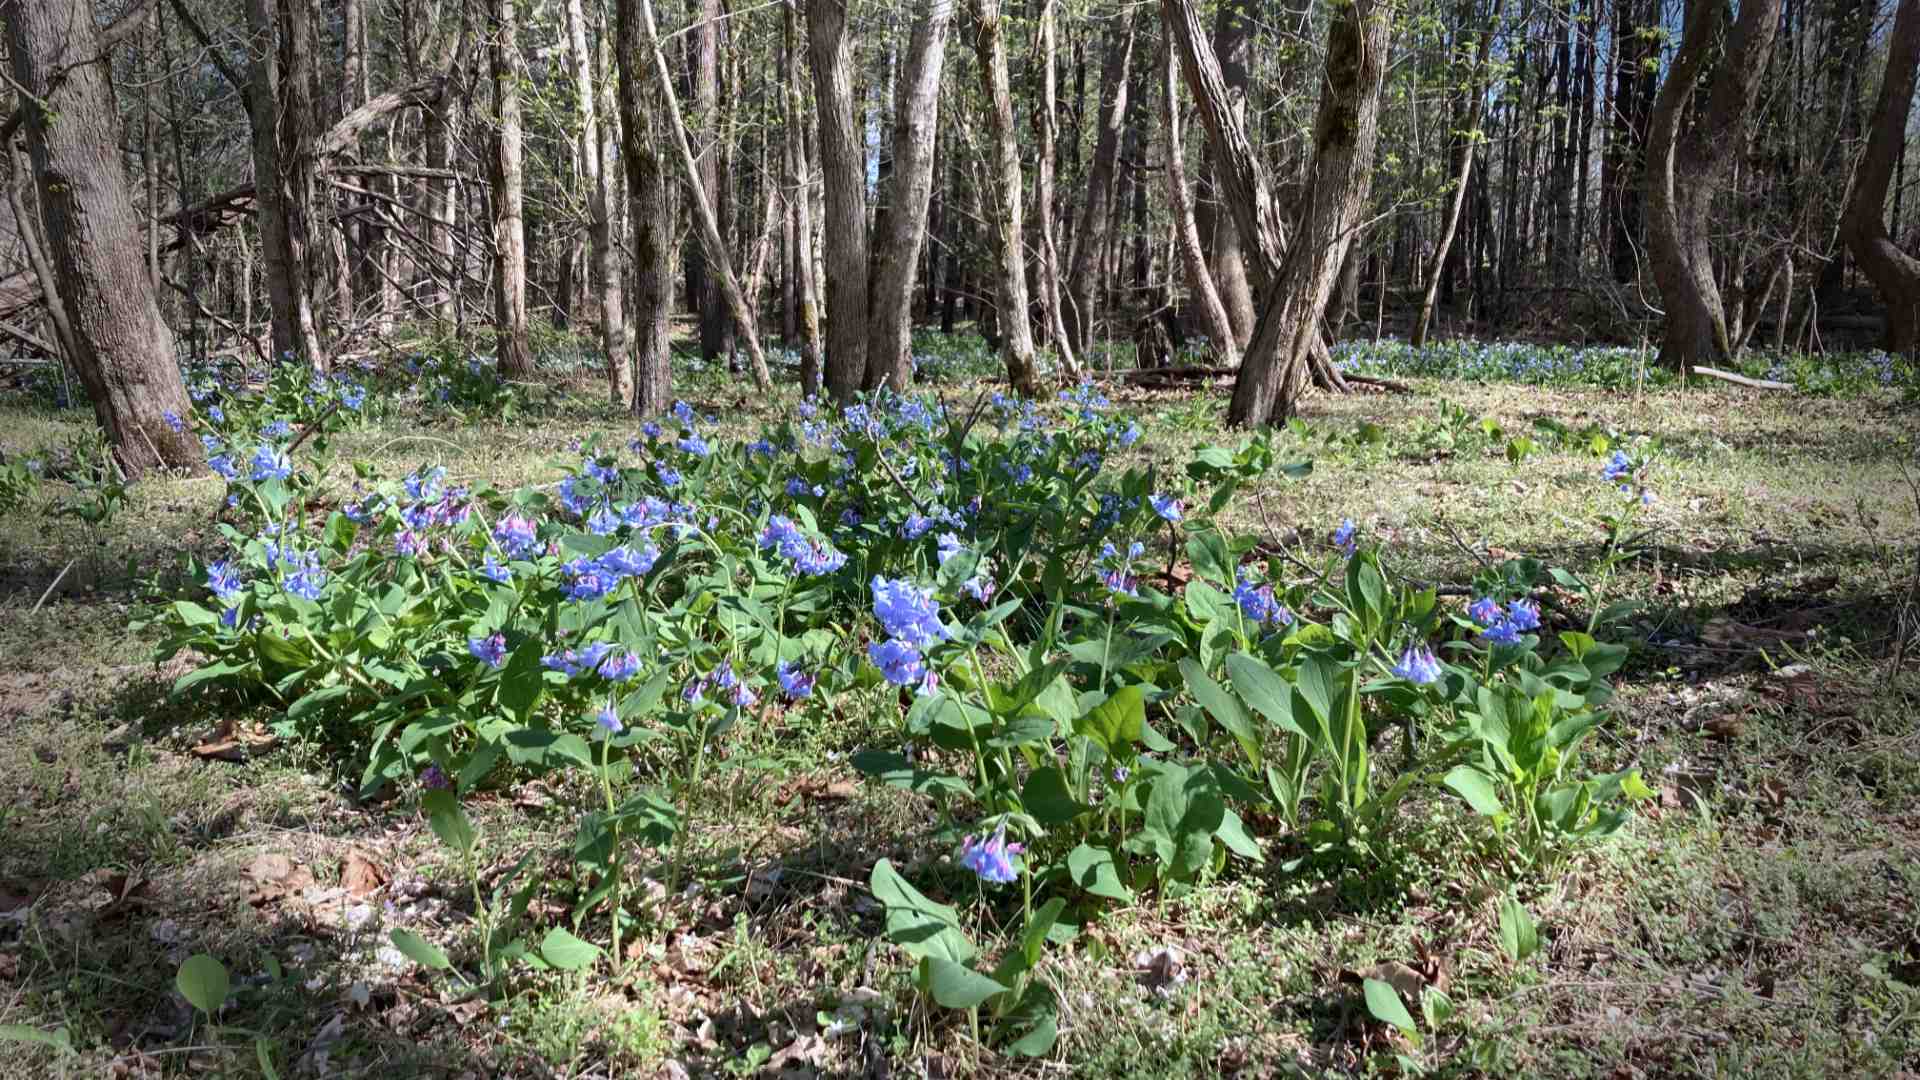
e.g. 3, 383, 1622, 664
0, 367, 1916, 1078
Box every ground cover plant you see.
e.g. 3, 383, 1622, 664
0, 341, 1915, 1078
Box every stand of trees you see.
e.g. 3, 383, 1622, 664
4, 0, 1919, 462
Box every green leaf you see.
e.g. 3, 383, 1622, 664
388, 928, 451, 970
539, 927, 602, 971
421, 789, 476, 855
920, 955, 1007, 1009
1184, 530, 1233, 586
1074, 685, 1144, 753
176, 954, 230, 1015
1224, 654, 1306, 736
1183, 580, 1232, 625
1021, 767, 1088, 826
1443, 766, 1504, 816
1142, 762, 1224, 878
1181, 658, 1259, 763
869, 860, 975, 964
173, 600, 220, 628
1363, 978, 1420, 1041
0, 1025, 73, 1055
495, 640, 545, 722
848, 750, 972, 800
287, 683, 352, 722
1498, 894, 1539, 963
1066, 843, 1132, 901
1003, 1008, 1059, 1056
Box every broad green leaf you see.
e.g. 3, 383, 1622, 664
1074, 685, 1145, 752
495, 640, 545, 722
1498, 895, 1539, 963
176, 954, 230, 1015
422, 789, 477, 855
1066, 843, 1132, 901
1442, 765, 1504, 816
1363, 978, 1419, 1041
0, 1025, 73, 1055
1179, 658, 1259, 763
1224, 653, 1306, 736
1021, 767, 1087, 826
388, 928, 451, 970
920, 955, 1007, 1009
1004, 1008, 1059, 1056
869, 860, 975, 964
539, 927, 601, 971
848, 750, 972, 800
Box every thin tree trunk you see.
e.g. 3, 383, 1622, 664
1063, 16, 1137, 354
692, 0, 728, 362
1842, 0, 1920, 352
488, 0, 535, 376
970, 0, 1042, 395
568, 0, 629, 402
1412, 16, 1494, 348
1030, 0, 1079, 375
615, 0, 675, 413
8, 0, 200, 476
1161, 27, 1234, 354
1226, 0, 1389, 427
865, 0, 953, 390
784, 2, 824, 397
636, 0, 773, 388
1205, 0, 1256, 346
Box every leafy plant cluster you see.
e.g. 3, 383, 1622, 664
146, 383, 1656, 1055
1334, 338, 1915, 395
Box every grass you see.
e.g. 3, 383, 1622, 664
0, 358, 1916, 1077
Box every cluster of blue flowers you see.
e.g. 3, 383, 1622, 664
1232, 570, 1293, 629
867, 575, 947, 693
1469, 596, 1542, 645
958, 818, 1024, 884
759, 515, 849, 576
561, 543, 661, 601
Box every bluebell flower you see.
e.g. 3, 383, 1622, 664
958, 820, 1023, 884
1392, 644, 1442, 685
839, 508, 861, 527
542, 648, 583, 676
597, 650, 641, 682
935, 532, 965, 565
207, 405, 225, 424
163, 411, 185, 434
870, 576, 948, 647
249, 446, 292, 482
469, 633, 508, 669
595, 703, 623, 736
283, 567, 327, 600
1480, 620, 1522, 646
565, 563, 619, 601
395, 530, 423, 557
1505, 599, 1541, 632
1232, 574, 1285, 627
262, 419, 293, 440
869, 639, 926, 686
1118, 424, 1142, 448
584, 457, 620, 484
1467, 597, 1502, 625
785, 477, 809, 497
1149, 494, 1183, 523
586, 506, 621, 536
793, 541, 847, 576
672, 401, 696, 426
480, 556, 512, 584
200, 433, 223, 454
207, 560, 244, 601
598, 544, 659, 578
1333, 518, 1357, 556
1601, 450, 1632, 483
338, 382, 366, 410
961, 574, 996, 603
777, 661, 815, 699
493, 514, 540, 559
900, 512, 935, 540
1101, 568, 1138, 597
677, 435, 711, 457
642, 421, 663, 439
220, 606, 241, 628
655, 464, 682, 489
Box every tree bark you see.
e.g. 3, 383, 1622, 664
1029, 0, 1079, 375
615, 0, 675, 413
691, 0, 728, 362
567, 0, 629, 402
1203, 0, 1255, 345
1226, 0, 1389, 427
1063, 16, 1136, 355
1842, 0, 1920, 352
7, 0, 201, 476
970, 0, 1042, 395
784, 2, 824, 398
865, 0, 953, 390
1161, 27, 1235, 355
807, 0, 869, 400
1643, 0, 1782, 373
488, 0, 535, 376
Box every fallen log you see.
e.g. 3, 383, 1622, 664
1693, 366, 1794, 391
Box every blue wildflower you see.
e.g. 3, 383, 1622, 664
163, 411, 185, 434
677, 435, 711, 457
1149, 494, 1183, 523
958, 820, 1023, 884
870, 576, 948, 647
597, 650, 642, 682
469, 633, 508, 669
777, 662, 815, 700
1392, 644, 1443, 685
1505, 599, 1541, 632
207, 560, 244, 600
493, 514, 540, 559
595, 703, 623, 736
249, 446, 292, 482
1467, 597, 1502, 625
480, 556, 513, 584
1333, 518, 1357, 556
869, 639, 926, 686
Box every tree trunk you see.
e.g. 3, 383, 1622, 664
807, 0, 869, 401
1063, 17, 1136, 354
488, 0, 535, 376
970, 0, 1042, 395
1029, 0, 1079, 375
1226, 0, 1389, 427
567, 0, 629, 402
784, 2, 824, 397
692, 0, 729, 362
615, 0, 674, 413
1204, 0, 1255, 346
1161, 28, 1235, 356
244, 0, 326, 370
1643, 0, 1782, 373
1842, 0, 1920, 352
865, 0, 953, 390
7, 0, 200, 476
1412, 15, 1493, 348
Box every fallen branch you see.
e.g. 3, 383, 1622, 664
1693, 366, 1794, 391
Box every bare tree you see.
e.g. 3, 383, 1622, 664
1226, 0, 1391, 427
784, 1, 824, 398
1161, 24, 1235, 354
567, 0, 628, 401
1843, 0, 1920, 352
489, 0, 535, 376
1643, 0, 1782, 373
806, 0, 869, 401
865, 0, 953, 391
7, 0, 200, 476
1063, 15, 1137, 355
1412, 6, 1495, 349
615, 0, 675, 413
969, 0, 1042, 396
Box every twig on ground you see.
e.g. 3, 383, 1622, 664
31, 560, 74, 614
